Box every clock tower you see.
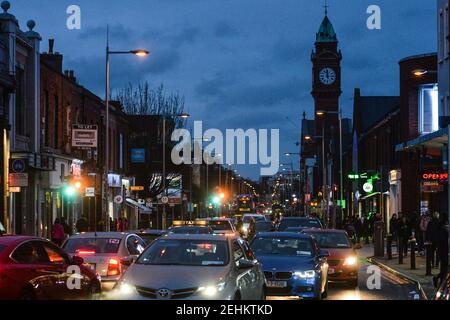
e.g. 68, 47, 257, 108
310, 8, 342, 212
311, 10, 342, 120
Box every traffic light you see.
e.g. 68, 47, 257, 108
63, 185, 76, 197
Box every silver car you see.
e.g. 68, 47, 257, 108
62, 232, 146, 291
111, 234, 266, 300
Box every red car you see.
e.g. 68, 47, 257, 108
303, 229, 359, 287
0, 235, 101, 300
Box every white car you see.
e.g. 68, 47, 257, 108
63, 232, 146, 291
111, 233, 266, 300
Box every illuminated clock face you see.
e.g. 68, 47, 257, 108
319, 68, 336, 85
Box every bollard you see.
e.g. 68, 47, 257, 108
398, 236, 403, 265
387, 234, 393, 260
425, 242, 432, 276
410, 238, 416, 270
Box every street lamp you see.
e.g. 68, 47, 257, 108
411, 69, 437, 77
316, 109, 343, 228
161, 113, 190, 228
105, 27, 149, 229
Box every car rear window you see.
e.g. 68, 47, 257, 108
208, 221, 232, 231
279, 219, 321, 230
63, 238, 122, 254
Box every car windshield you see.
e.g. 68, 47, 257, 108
251, 237, 313, 257
243, 216, 265, 223
208, 221, 232, 231
278, 219, 321, 230
139, 234, 162, 245
63, 238, 122, 254
309, 232, 351, 249
170, 227, 211, 234
137, 239, 229, 266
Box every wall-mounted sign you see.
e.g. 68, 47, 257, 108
131, 148, 146, 163
363, 182, 374, 193
85, 187, 95, 197
9, 187, 21, 193
114, 195, 124, 204
130, 186, 144, 191
421, 181, 444, 193
421, 172, 448, 181
72, 125, 98, 149
108, 174, 121, 188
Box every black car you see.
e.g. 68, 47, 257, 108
134, 229, 167, 246
277, 217, 323, 231
255, 221, 275, 233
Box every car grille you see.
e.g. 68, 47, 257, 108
135, 286, 197, 299
264, 271, 293, 280
327, 260, 341, 267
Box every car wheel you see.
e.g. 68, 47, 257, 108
349, 278, 359, 288
19, 287, 36, 300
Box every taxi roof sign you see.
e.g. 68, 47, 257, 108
172, 220, 208, 227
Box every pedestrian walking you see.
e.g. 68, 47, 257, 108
354, 216, 363, 244
61, 217, 72, 238
435, 218, 449, 286
397, 215, 410, 256
123, 217, 129, 231
390, 213, 399, 240
117, 217, 124, 232
51, 218, 65, 247
419, 213, 430, 254
75, 217, 89, 233
426, 212, 441, 268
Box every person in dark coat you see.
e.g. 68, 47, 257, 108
354, 217, 363, 244
397, 215, 410, 256
426, 212, 442, 268
435, 218, 449, 285
390, 213, 399, 240
75, 217, 89, 233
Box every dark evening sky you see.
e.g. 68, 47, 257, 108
10, 0, 436, 179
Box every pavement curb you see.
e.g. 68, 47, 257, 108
366, 256, 429, 300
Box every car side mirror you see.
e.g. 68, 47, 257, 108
237, 259, 255, 270
120, 256, 134, 267
72, 256, 84, 266
319, 250, 330, 258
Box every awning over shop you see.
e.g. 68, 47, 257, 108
125, 198, 152, 214
395, 127, 448, 152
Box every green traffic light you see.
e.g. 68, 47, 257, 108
212, 196, 221, 205
64, 186, 76, 197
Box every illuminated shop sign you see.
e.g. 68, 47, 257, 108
421, 172, 448, 181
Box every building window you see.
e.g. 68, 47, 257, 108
419, 84, 439, 135
15, 67, 26, 135
54, 95, 59, 148
119, 133, 124, 169
44, 90, 49, 146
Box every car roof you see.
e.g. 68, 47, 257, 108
131, 229, 166, 234
282, 217, 316, 220
302, 228, 346, 234
161, 233, 235, 241
255, 232, 313, 239
68, 232, 132, 239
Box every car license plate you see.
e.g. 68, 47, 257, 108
328, 268, 335, 274
267, 281, 287, 288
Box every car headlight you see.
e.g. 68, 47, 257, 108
293, 270, 316, 278
198, 283, 226, 297
344, 256, 357, 266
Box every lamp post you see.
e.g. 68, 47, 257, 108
316, 109, 343, 229
161, 113, 190, 229
105, 27, 149, 229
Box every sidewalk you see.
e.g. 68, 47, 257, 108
361, 243, 444, 299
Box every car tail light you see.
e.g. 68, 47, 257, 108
76, 249, 96, 256
107, 258, 120, 276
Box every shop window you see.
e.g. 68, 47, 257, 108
419, 84, 439, 135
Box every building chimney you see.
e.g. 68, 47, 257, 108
49, 38, 54, 54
